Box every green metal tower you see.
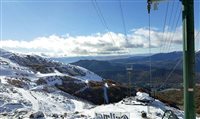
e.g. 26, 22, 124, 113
147, 0, 196, 118
182, 0, 196, 119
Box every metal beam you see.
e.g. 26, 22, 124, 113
182, 0, 196, 118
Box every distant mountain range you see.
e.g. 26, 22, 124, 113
71, 51, 200, 89
112, 51, 182, 63
50, 54, 149, 64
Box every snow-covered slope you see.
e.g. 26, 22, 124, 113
82, 92, 185, 119
0, 82, 93, 118
0, 49, 102, 82
0, 49, 101, 118
1, 49, 199, 119
0, 57, 35, 79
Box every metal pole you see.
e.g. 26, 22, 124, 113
182, 0, 196, 118
128, 71, 131, 96
126, 65, 133, 97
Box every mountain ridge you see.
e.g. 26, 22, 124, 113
72, 51, 200, 89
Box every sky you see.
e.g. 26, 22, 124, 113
0, 0, 200, 57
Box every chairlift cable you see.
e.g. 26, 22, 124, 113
119, 0, 127, 38
147, 0, 152, 115
159, 1, 169, 54
166, 8, 182, 52
158, 9, 182, 90
165, 2, 181, 52
158, 58, 182, 90
161, 0, 175, 53
91, 0, 116, 45
148, 9, 152, 94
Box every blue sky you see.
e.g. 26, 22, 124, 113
0, 0, 200, 57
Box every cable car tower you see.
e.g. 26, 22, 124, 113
147, 0, 196, 119
126, 64, 133, 97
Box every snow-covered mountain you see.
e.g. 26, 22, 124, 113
0, 49, 102, 82
0, 49, 101, 118
0, 49, 199, 119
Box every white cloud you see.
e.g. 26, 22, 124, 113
1, 27, 188, 57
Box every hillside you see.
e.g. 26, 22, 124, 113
112, 51, 182, 63
155, 86, 200, 115
0, 49, 131, 118
1, 49, 200, 118
72, 51, 200, 89
0, 48, 102, 81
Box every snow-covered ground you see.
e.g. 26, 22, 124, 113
80, 92, 184, 119
0, 83, 93, 118
0, 49, 101, 118
0, 57, 35, 79
1, 49, 200, 119
1, 83, 189, 119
